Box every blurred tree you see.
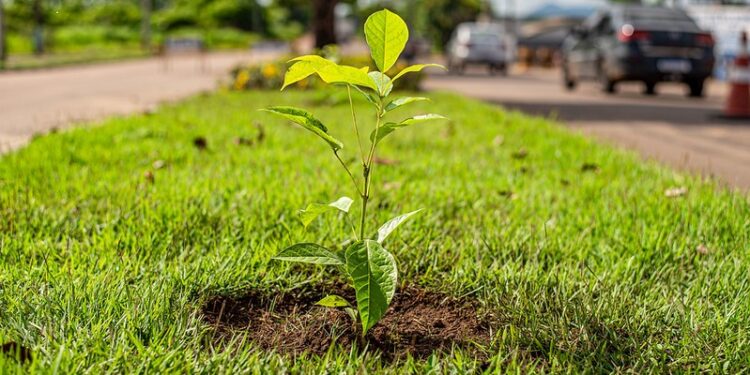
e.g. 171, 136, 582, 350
155, 0, 265, 32
356, 0, 482, 50
313, 0, 337, 48
82, 1, 142, 26
32, 0, 44, 54
0, 0, 5, 68
141, 0, 151, 50
416, 0, 482, 49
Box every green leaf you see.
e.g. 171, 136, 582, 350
274, 243, 344, 265
345, 240, 398, 334
384, 97, 430, 113
299, 196, 354, 228
352, 85, 378, 106
319, 64, 378, 91
364, 9, 409, 73
281, 55, 335, 90
316, 295, 351, 308
392, 64, 446, 82
283, 56, 378, 91
376, 210, 423, 243
329, 196, 354, 212
368, 71, 393, 97
344, 307, 358, 322
261, 106, 344, 151
369, 114, 448, 143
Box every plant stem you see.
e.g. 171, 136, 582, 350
359, 98, 384, 240
359, 172, 370, 240
334, 151, 363, 196
346, 85, 366, 164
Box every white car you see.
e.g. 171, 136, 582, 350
446, 22, 516, 75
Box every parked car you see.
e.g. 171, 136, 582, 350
561, 5, 715, 97
446, 23, 515, 75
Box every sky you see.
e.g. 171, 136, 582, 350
490, 0, 608, 17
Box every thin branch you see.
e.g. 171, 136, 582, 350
334, 150, 363, 196
347, 85, 366, 164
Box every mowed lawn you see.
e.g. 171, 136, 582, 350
1, 89, 749, 373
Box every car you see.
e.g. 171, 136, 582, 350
446, 22, 515, 75
561, 5, 715, 97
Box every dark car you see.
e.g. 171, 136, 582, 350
561, 5, 715, 97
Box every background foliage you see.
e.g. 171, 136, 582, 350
2, 0, 485, 55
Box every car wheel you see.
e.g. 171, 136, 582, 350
687, 80, 705, 98
499, 64, 508, 76
601, 77, 617, 94
563, 67, 577, 91
643, 81, 657, 96
597, 64, 616, 94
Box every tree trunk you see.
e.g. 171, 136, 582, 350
32, 0, 44, 55
141, 0, 151, 51
313, 0, 337, 49
0, 0, 6, 68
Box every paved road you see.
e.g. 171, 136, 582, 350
0, 51, 277, 151
425, 68, 750, 190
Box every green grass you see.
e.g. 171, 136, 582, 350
1, 89, 749, 373
2, 49, 151, 71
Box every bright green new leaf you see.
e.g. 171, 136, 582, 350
319, 64, 378, 91
384, 97, 430, 113
316, 295, 352, 308
261, 106, 344, 151
282, 55, 335, 90
392, 64, 446, 82
299, 196, 354, 228
368, 71, 393, 97
345, 240, 398, 334
283, 55, 378, 91
274, 243, 344, 265
364, 9, 409, 73
369, 114, 448, 143
329, 196, 355, 212
376, 210, 423, 244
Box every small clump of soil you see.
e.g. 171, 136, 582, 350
201, 285, 493, 360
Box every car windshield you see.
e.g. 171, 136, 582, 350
470, 32, 501, 45
624, 8, 700, 31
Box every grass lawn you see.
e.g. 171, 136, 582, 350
1, 89, 749, 373
2, 49, 151, 71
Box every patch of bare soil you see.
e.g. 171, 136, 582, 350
201, 285, 493, 360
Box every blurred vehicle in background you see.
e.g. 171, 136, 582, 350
561, 5, 715, 97
446, 22, 516, 75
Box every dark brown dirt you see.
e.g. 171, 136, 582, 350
201, 285, 493, 360
0, 342, 32, 363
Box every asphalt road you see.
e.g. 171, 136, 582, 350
424, 68, 750, 190
0, 51, 277, 151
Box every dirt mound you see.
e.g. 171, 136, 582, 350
201, 285, 493, 360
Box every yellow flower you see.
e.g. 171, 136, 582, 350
234, 70, 250, 90
262, 64, 279, 79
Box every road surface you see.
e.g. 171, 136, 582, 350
0, 51, 277, 151
425, 68, 750, 190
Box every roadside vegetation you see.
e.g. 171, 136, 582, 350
1, 86, 749, 372
0, 0, 486, 70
